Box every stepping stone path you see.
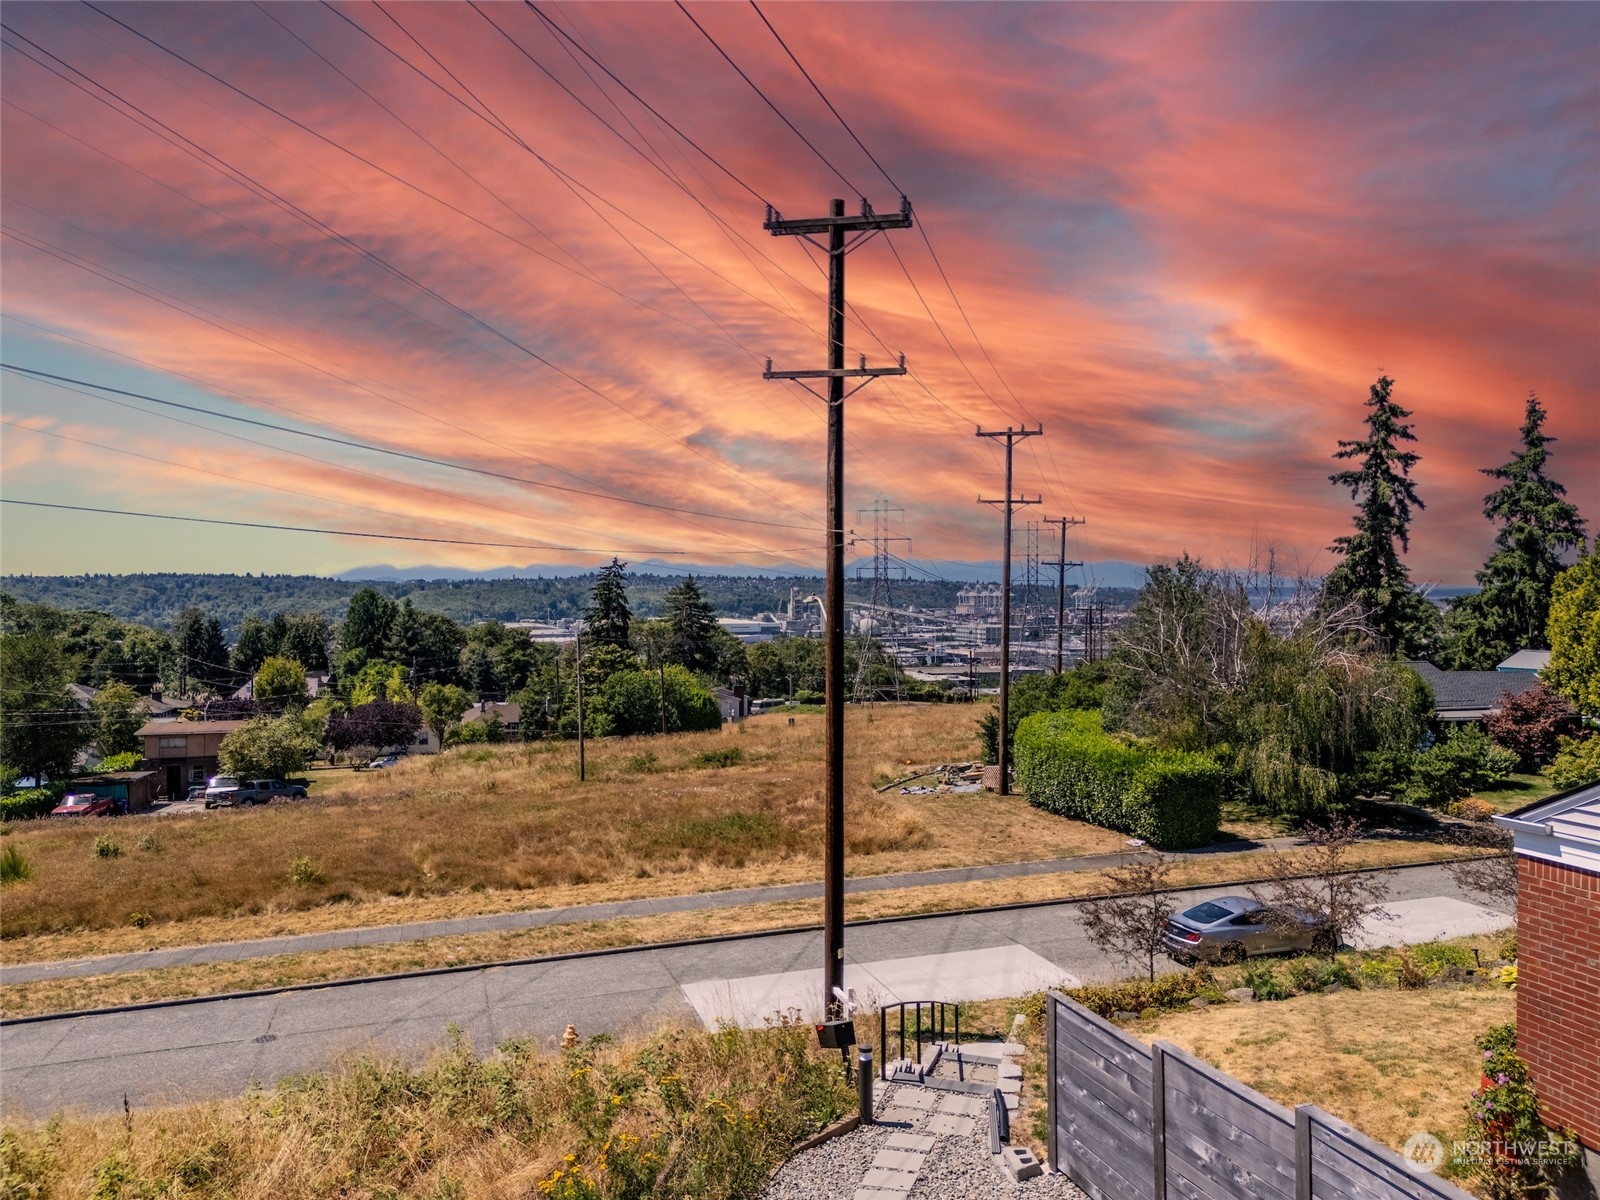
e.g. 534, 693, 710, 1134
767, 1038, 1083, 1199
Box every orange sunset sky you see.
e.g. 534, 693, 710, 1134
2, 1, 1595, 583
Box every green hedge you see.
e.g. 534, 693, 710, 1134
1, 788, 61, 822
1014, 710, 1221, 850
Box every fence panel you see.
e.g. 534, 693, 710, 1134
1046, 993, 1477, 1200
1050, 991, 1156, 1200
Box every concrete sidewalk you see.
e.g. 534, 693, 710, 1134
1, 836, 1307, 986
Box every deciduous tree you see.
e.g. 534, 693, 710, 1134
253, 656, 309, 711
218, 714, 318, 779
0, 632, 91, 783
1482, 682, 1580, 770
1545, 546, 1599, 714
418, 681, 470, 745
1251, 818, 1390, 956
90, 680, 147, 758
1078, 856, 1179, 981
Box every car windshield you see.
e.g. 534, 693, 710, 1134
210, 777, 240, 787
1182, 901, 1236, 925
61, 795, 95, 806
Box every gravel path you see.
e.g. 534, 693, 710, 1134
764, 1080, 1088, 1200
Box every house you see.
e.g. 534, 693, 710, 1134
462, 701, 520, 737
1495, 783, 1600, 1191
1497, 648, 1552, 674
230, 671, 333, 702
68, 770, 159, 813
135, 719, 251, 798
713, 686, 749, 722
1406, 661, 1540, 723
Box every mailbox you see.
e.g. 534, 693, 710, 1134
814, 1018, 856, 1050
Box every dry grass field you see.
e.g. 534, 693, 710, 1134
0, 706, 1136, 951
1131, 983, 1513, 1156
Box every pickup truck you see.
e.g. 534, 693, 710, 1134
203, 777, 308, 808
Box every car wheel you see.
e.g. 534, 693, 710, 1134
204, 801, 214, 809
1219, 942, 1246, 965
242, 797, 255, 808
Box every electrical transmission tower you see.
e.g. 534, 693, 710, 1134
1043, 516, 1086, 673
977, 424, 1042, 795
763, 196, 912, 1018
1021, 520, 1044, 646
853, 499, 909, 703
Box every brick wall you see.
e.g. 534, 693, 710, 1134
1515, 854, 1600, 1149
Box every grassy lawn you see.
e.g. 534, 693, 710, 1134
0, 1021, 853, 1199
0, 838, 1470, 1017
0, 706, 1137, 951
1469, 772, 1560, 814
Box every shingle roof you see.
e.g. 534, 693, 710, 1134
136, 720, 251, 737
1496, 649, 1551, 672
1407, 661, 1539, 717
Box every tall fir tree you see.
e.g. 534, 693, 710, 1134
172, 606, 230, 694
1442, 393, 1587, 668
1324, 376, 1440, 657
662, 576, 718, 676
585, 558, 633, 650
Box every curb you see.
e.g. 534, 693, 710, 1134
0, 856, 1470, 1028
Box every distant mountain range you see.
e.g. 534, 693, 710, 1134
338, 558, 1157, 588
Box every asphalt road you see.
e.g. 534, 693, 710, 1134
0, 863, 1506, 1117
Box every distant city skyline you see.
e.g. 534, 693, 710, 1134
2, 2, 1595, 581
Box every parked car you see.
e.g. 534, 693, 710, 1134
1161, 895, 1332, 964
204, 778, 307, 807
368, 756, 401, 769
253, 779, 309, 803
185, 784, 208, 803
50, 792, 118, 818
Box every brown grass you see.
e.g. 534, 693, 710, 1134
1, 706, 1132, 950
1128, 985, 1513, 1154
0, 1020, 854, 1199
0, 840, 1465, 1018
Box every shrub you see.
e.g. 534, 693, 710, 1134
794, 689, 824, 705
1286, 956, 1358, 993
977, 663, 1107, 763
1015, 710, 1222, 849
0, 843, 31, 885
1066, 968, 1220, 1017
93, 835, 120, 860
1240, 962, 1290, 1001
91, 751, 143, 774
1483, 683, 1580, 770
589, 666, 722, 738
1396, 952, 1429, 990
1465, 1024, 1579, 1198
1403, 724, 1519, 807
128, 911, 152, 928
290, 856, 320, 885
626, 752, 659, 773
1545, 733, 1600, 789
1412, 941, 1475, 974
694, 746, 745, 769
0, 787, 59, 822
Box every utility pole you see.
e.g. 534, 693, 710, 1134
1043, 516, 1085, 674
764, 195, 912, 1017
977, 425, 1042, 796
574, 630, 586, 782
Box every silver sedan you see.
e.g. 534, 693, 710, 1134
1161, 895, 1332, 964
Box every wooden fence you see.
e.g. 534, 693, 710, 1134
1046, 991, 1475, 1200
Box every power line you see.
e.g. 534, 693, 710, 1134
0, 364, 819, 534
0, 499, 680, 554
673, 1, 861, 198
746, 2, 901, 196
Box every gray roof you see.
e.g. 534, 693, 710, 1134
1496, 780, 1600, 873
1497, 648, 1551, 673
1407, 661, 1539, 718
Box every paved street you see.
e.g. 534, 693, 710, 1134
0, 863, 1508, 1117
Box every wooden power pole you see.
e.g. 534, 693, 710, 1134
764, 196, 912, 1017
977, 425, 1042, 795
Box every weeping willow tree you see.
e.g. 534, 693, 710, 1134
1107, 557, 1431, 817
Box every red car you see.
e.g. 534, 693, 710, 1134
50, 793, 118, 818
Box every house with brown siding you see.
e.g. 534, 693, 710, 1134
135, 720, 250, 799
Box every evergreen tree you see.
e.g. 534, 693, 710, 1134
585, 558, 632, 650
0, 632, 91, 782
662, 576, 718, 676
341, 588, 398, 663
1442, 393, 1587, 667
1324, 376, 1440, 657
172, 607, 230, 695
230, 616, 276, 677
